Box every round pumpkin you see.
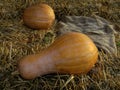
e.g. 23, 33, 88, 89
23, 3, 55, 29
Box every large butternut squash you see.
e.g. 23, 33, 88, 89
18, 32, 98, 79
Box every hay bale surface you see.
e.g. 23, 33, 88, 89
0, 0, 120, 90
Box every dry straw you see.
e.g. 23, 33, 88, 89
0, 0, 120, 90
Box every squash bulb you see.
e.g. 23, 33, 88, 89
18, 32, 98, 79
23, 3, 55, 29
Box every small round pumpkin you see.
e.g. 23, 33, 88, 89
23, 3, 55, 29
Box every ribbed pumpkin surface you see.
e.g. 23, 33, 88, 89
23, 4, 55, 29
48, 32, 98, 74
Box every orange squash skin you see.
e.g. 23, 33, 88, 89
23, 4, 55, 29
18, 32, 98, 79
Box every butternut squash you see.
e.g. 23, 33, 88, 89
18, 32, 98, 79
